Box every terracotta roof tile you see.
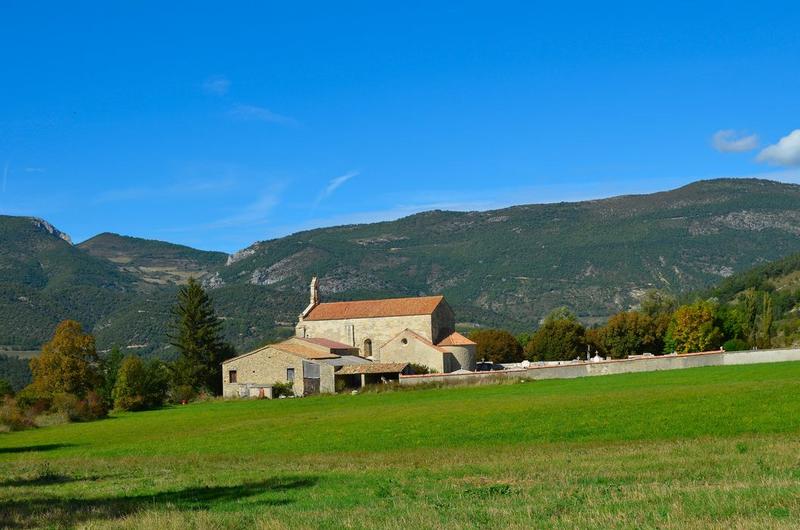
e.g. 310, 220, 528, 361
272, 340, 339, 360
304, 295, 444, 321
437, 331, 476, 346
301, 337, 356, 350
336, 362, 409, 375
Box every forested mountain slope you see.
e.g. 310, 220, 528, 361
2, 178, 800, 357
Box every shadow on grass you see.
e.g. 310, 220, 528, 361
0, 444, 75, 454
0, 474, 87, 487
0, 475, 318, 528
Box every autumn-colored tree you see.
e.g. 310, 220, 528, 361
526, 308, 587, 362
27, 320, 102, 399
591, 311, 664, 359
467, 329, 525, 363
664, 300, 723, 353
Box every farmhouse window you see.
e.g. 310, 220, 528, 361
287, 368, 295, 382
229, 370, 237, 383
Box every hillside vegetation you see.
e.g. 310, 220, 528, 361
2, 178, 800, 358
1, 362, 799, 528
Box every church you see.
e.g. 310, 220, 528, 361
222, 278, 476, 397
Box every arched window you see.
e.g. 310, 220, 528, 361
363, 339, 373, 357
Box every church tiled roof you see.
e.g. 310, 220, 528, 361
437, 331, 476, 346
303, 295, 444, 321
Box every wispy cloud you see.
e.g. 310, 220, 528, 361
202, 75, 231, 96
208, 189, 282, 229
314, 171, 358, 207
24, 167, 45, 173
94, 178, 236, 204
228, 104, 300, 127
757, 129, 800, 167
158, 184, 285, 235
712, 129, 759, 153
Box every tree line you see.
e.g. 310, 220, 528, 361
1, 279, 233, 431
468, 287, 788, 364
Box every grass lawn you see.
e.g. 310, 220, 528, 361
2, 362, 800, 529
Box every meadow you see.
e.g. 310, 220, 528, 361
2, 362, 800, 529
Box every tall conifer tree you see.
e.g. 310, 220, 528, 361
169, 278, 230, 394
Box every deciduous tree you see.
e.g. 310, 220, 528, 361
664, 301, 723, 353
113, 355, 171, 411
468, 329, 525, 363
526, 309, 587, 362
27, 320, 102, 399
591, 311, 665, 359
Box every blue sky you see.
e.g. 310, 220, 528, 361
1, 2, 799, 252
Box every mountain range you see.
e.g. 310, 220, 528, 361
2, 177, 800, 358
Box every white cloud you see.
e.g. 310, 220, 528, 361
228, 104, 300, 127
712, 130, 759, 153
314, 171, 358, 207
757, 129, 800, 167
202, 75, 231, 96
24, 167, 45, 173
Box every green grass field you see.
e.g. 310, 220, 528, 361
2, 362, 800, 529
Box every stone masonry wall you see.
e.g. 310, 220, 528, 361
222, 347, 307, 397
399, 348, 800, 387
297, 314, 434, 360
380, 330, 445, 373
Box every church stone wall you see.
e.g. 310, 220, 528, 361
431, 301, 456, 344
442, 345, 476, 371
297, 314, 433, 360
381, 331, 445, 373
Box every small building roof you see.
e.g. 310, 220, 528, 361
319, 355, 373, 367
302, 337, 355, 349
437, 331, 476, 346
303, 295, 444, 321
272, 340, 340, 360
336, 362, 409, 375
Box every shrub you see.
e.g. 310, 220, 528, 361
0, 397, 35, 431
272, 381, 294, 398
52, 391, 107, 422
407, 363, 433, 375
723, 338, 750, 352
172, 384, 197, 405
14, 386, 51, 412
0, 379, 13, 397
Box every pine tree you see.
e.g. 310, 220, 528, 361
168, 278, 231, 394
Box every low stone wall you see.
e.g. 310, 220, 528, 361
398, 348, 800, 387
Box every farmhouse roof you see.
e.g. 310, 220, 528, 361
437, 331, 476, 346
336, 362, 409, 375
302, 337, 357, 350
272, 339, 340, 360
303, 295, 444, 321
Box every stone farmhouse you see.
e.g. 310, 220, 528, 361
222, 278, 476, 397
